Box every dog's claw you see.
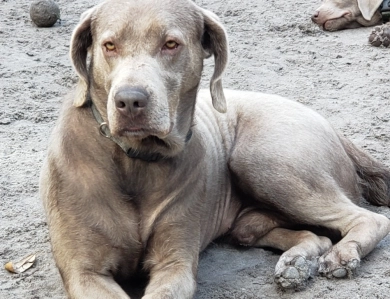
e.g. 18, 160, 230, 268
347, 259, 360, 270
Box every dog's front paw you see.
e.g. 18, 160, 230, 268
369, 23, 390, 47
274, 255, 318, 289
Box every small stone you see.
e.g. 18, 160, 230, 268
0, 118, 11, 125
30, 0, 60, 28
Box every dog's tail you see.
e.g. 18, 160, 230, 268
340, 135, 390, 206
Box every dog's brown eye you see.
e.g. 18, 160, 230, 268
164, 40, 179, 50
104, 42, 116, 51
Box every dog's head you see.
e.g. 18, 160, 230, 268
311, 0, 382, 31
70, 0, 228, 157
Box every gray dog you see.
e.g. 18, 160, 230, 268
312, 0, 383, 31
40, 0, 390, 298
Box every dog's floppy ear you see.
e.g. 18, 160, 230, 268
200, 9, 229, 113
357, 0, 382, 21
70, 7, 95, 107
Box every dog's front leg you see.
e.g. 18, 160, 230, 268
142, 224, 199, 299
66, 272, 131, 299
142, 265, 196, 299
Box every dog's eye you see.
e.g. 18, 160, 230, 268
104, 42, 116, 51
164, 40, 179, 50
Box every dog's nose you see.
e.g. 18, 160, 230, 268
114, 87, 149, 116
311, 11, 319, 22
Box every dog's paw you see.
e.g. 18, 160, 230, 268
318, 247, 360, 278
369, 23, 390, 47
274, 255, 318, 289
318, 257, 360, 278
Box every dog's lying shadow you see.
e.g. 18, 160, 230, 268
120, 277, 147, 299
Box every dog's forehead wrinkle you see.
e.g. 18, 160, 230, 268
321, 0, 360, 13
98, 30, 117, 43
324, 0, 351, 9
99, 0, 198, 15
95, 0, 203, 40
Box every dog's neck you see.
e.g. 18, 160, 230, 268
89, 100, 192, 162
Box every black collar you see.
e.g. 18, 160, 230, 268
90, 102, 192, 162
380, 0, 390, 22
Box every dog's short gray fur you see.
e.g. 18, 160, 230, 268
312, 0, 383, 31
40, 0, 390, 298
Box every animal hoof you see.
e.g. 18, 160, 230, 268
332, 268, 347, 278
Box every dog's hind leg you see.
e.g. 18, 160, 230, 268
229, 166, 390, 287
228, 93, 390, 287
261, 228, 332, 289
315, 202, 390, 278
230, 209, 332, 288
230, 196, 390, 288
230, 152, 390, 285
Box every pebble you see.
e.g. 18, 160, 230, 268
30, 0, 60, 28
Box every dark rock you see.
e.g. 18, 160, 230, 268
29, 0, 60, 28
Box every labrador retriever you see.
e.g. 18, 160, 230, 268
312, 0, 383, 31
40, 0, 390, 298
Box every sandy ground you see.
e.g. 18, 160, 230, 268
1, 0, 390, 298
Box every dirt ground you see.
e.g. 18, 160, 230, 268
1, 0, 390, 298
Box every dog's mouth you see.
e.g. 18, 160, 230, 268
120, 127, 148, 137
117, 123, 173, 140
312, 9, 352, 31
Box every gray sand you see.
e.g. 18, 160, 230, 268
1, 0, 390, 298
